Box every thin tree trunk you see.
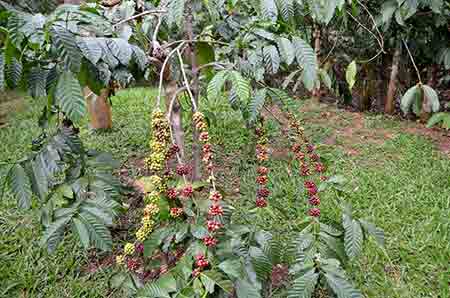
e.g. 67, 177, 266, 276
185, 3, 201, 181
385, 46, 401, 115
85, 88, 113, 130
165, 81, 185, 158
312, 25, 321, 103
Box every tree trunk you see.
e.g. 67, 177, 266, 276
85, 88, 113, 130
165, 81, 185, 158
385, 46, 401, 115
312, 25, 321, 103
185, 4, 201, 181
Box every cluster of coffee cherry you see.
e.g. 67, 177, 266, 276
255, 123, 270, 208
116, 109, 173, 271
193, 111, 224, 249
286, 113, 327, 218
191, 254, 210, 277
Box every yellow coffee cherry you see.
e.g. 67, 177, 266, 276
116, 255, 125, 265
124, 243, 135, 255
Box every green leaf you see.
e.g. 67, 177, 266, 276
137, 282, 170, 298
77, 37, 104, 65
218, 259, 243, 279
167, 0, 185, 28
80, 205, 113, 226
51, 25, 82, 73
260, 0, 278, 21
5, 56, 22, 88
400, 85, 420, 115
207, 70, 229, 100
249, 246, 272, 281
249, 88, 267, 123
72, 217, 90, 249
426, 112, 450, 129
156, 273, 177, 293
191, 224, 208, 239
287, 268, 318, 298
54, 71, 86, 123
381, 1, 397, 24
359, 219, 384, 247
277, 0, 294, 21
318, 68, 332, 90
201, 271, 233, 294
343, 213, 363, 259
422, 84, 440, 113
345, 61, 357, 90
229, 71, 250, 103
324, 272, 363, 298
292, 37, 317, 91
131, 45, 148, 71
79, 212, 112, 251
107, 38, 133, 66
28, 66, 47, 99
9, 164, 32, 209
41, 215, 73, 253
235, 279, 262, 298
263, 45, 280, 74
277, 37, 295, 65
310, 0, 338, 24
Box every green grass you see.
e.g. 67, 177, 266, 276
1, 89, 449, 297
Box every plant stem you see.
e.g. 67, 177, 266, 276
156, 42, 186, 108
402, 39, 422, 84
113, 9, 167, 27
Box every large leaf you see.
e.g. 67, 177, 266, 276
229, 71, 250, 103
324, 272, 363, 298
249, 246, 272, 281
345, 61, 357, 90
79, 212, 112, 251
28, 66, 47, 99
249, 88, 267, 123
277, 37, 295, 65
131, 45, 148, 71
137, 282, 170, 298
107, 38, 133, 66
260, 0, 278, 22
292, 37, 317, 91
309, 0, 338, 24
438, 48, 450, 69
359, 219, 384, 247
400, 85, 420, 115
207, 70, 228, 100
51, 25, 82, 73
263, 45, 280, 74
77, 37, 104, 65
8, 164, 32, 209
72, 217, 90, 249
343, 213, 363, 259
5, 56, 22, 88
218, 259, 243, 279
277, 0, 294, 21
426, 112, 450, 129
167, 0, 185, 28
41, 215, 73, 253
235, 279, 262, 298
422, 84, 440, 113
54, 71, 86, 122
287, 268, 318, 298
200, 271, 233, 294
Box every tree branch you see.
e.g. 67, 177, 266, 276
113, 9, 167, 27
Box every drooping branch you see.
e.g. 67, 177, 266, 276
113, 9, 167, 27
176, 49, 198, 111
156, 42, 186, 108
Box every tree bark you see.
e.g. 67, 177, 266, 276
85, 88, 113, 130
312, 25, 321, 103
385, 46, 401, 115
165, 81, 185, 158
185, 4, 201, 181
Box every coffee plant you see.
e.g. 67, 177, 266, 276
9, 0, 450, 297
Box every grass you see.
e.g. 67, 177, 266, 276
1, 89, 449, 297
